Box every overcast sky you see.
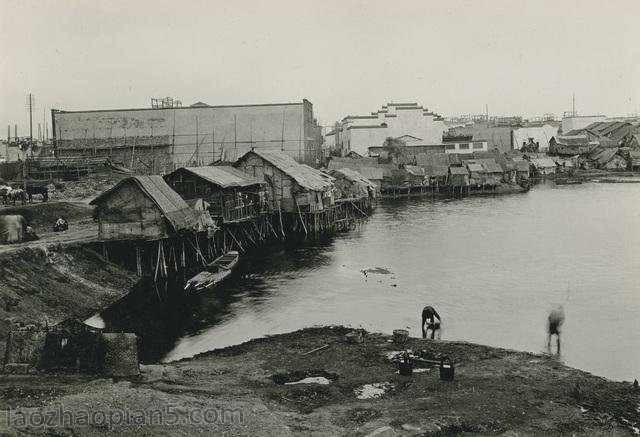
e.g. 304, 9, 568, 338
1, 0, 639, 136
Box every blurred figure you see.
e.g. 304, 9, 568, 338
547, 305, 565, 355
421, 305, 442, 339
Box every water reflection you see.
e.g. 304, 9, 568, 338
98, 238, 335, 363
100, 182, 640, 381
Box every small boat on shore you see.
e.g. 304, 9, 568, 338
184, 251, 240, 292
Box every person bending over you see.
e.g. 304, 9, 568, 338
421, 305, 442, 339
547, 305, 565, 355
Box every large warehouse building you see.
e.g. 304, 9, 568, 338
51, 99, 323, 173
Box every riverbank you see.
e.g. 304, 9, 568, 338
0, 243, 137, 360
0, 326, 637, 436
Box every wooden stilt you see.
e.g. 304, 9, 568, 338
266, 218, 279, 238
294, 198, 308, 235
171, 243, 178, 272
278, 202, 285, 238
225, 227, 244, 251
135, 245, 142, 277
181, 240, 186, 268
223, 229, 227, 252
154, 241, 162, 283
160, 241, 168, 277
241, 226, 256, 245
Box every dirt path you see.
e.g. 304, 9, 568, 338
0, 327, 637, 436
0, 223, 98, 255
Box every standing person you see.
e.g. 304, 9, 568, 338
421, 306, 442, 339
547, 305, 565, 355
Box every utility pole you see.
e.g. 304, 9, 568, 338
572, 92, 576, 116
212, 117, 215, 163
28, 93, 33, 144
281, 109, 286, 151
195, 116, 199, 165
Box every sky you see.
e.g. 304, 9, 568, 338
1, 0, 639, 136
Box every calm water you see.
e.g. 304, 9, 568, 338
99, 181, 640, 381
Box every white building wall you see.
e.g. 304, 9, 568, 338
53, 100, 320, 166
444, 140, 488, 154
338, 103, 447, 155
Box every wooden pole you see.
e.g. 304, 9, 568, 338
130, 137, 136, 169
136, 245, 142, 276
154, 241, 161, 282
181, 240, 186, 268
225, 228, 244, 252
294, 197, 307, 235
195, 116, 199, 165
277, 201, 285, 238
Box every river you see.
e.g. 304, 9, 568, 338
97, 181, 640, 382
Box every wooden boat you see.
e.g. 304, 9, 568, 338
555, 178, 582, 185
184, 251, 240, 291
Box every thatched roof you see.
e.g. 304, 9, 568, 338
168, 166, 264, 189
328, 168, 376, 189
326, 157, 386, 180
449, 166, 469, 175
91, 175, 205, 232
529, 158, 557, 169
237, 150, 334, 192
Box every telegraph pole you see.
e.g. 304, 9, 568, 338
25, 93, 34, 192
28, 93, 33, 143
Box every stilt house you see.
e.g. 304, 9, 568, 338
90, 175, 211, 240
163, 166, 268, 223
448, 166, 469, 188
234, 150, 335, 213
327, 168, 377, 200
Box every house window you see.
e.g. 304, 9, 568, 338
459, 143, 470, 150
445, 144, 456, 150
473, 142, 484, 149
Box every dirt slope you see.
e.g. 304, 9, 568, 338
0, 245, 137, 359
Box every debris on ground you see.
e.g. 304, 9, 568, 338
0, 327, 638, 436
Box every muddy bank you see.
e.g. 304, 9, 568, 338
1, 327, 637, 436
0, 244, 137, 360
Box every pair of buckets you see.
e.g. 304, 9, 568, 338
398, 355, 454, 381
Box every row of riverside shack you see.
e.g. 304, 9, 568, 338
327, 150, 532, 197
89, 149, 377, 280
